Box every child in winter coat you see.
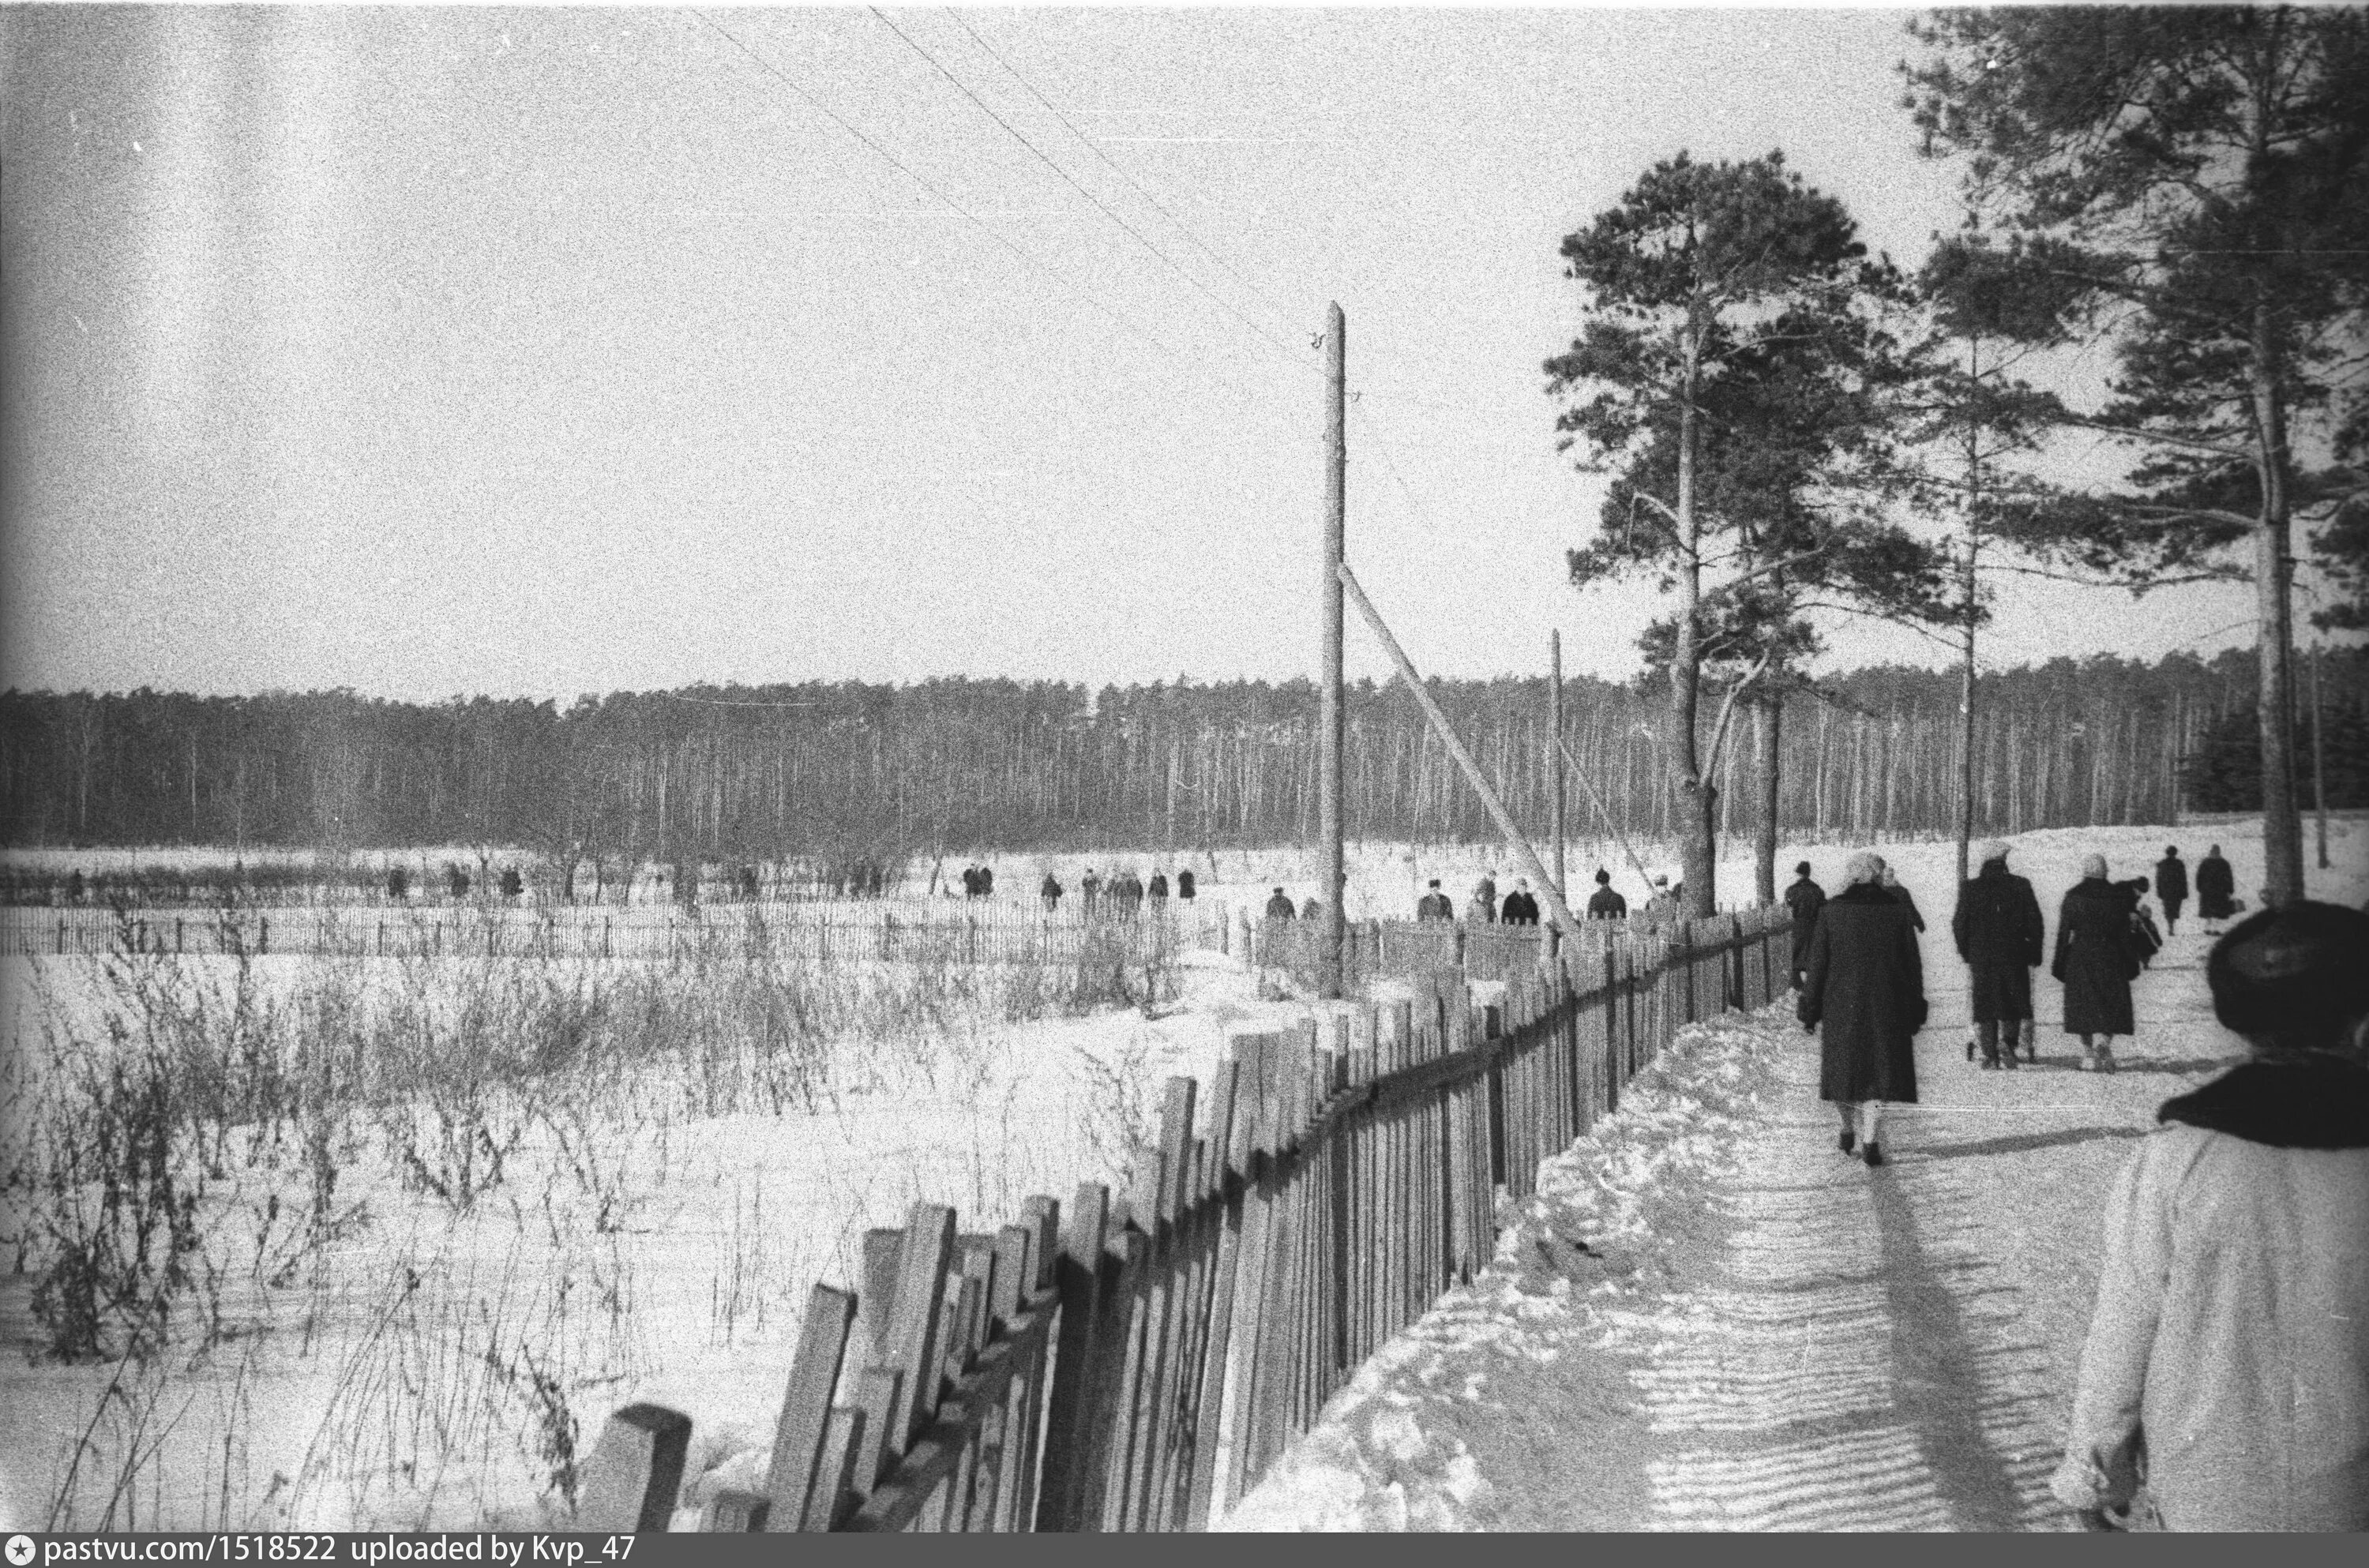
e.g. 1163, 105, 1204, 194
2051, 900, 2369, 1531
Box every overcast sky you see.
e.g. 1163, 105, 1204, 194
0, 3, 2299, 703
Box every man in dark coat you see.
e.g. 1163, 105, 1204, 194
1263, 886, 1296, 921
1470, 872, 1499, 924
1799, 850, 1926, 1168
1416, 880, 1454, 921
1177, 868, 1196, 902
1148, 871, 1169, 904
1040, 872, 1062, 913
1501, 878, 1541, 925
1585, 868, 1628, 921
2195, 844, 2237, 932
2154, 846, 2189, 934
2056, 853, 2139, 1071
1953, 841, 2044, 1070
1783, 861, 1825, 988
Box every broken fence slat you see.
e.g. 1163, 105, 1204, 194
576, 1403, 692, 1533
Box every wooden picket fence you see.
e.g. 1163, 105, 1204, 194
573, 905, 1793, 1533
0, 898, 1222, 969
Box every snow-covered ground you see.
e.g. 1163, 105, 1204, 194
1219, 820, 2368, 1530
0, 938, 1323, 1532
3, 818, 2356, 1532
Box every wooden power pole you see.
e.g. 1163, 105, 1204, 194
1320, 303, 1346, 1000
1549, 630, 1566, 901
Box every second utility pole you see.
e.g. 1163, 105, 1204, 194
1320, 303, 1347, 1000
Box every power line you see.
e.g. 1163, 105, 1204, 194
939, 7, 1309, 351
865, 6, 1308, 370
689, 9, 1279, 412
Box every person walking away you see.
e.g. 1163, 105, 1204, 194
2052, 900, 2369, 1532
1784, 861, 1826, 989
1177, 868, 1196, 902
962, 865, 981, 900
1471, 872, 1499, 925
1502, 879, 1541, 925
1117, 870, 1143, 917
1263, 886, 1296, 921
1300, 895, 1322, 921
1148, 871, 1169, 906
1416, 880, 1454, 921
2056, 854, 2140, 1072
1953, 841, 2044, 1070
2195, 844, 2237, 932
1586, 868, 1628, 921
979, 865, 995, 898
2119, 877, 2164, 970
1879, 864, 1924, 933
1080, 868, 1100, 913
1798, 850, 1927, 1168
2155, 846, 2189, 935
1040, 872, 1062, 914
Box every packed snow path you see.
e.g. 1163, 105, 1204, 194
1221, 921, 2258, 1532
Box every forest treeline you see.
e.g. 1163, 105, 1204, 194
3, 649, 2363, 869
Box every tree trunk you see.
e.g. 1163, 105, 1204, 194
1672, 314, 1717, 918
1754, 696, 1779, 906
2251, 336, 2304, 907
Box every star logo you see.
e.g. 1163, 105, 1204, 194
6, 1535, 36, 1566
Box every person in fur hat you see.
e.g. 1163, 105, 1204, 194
1797, 850, 1926, 1168
1953, 841, 2044, 1069
2055, 853, 2141, 1072
2052, 900, 2369, 1532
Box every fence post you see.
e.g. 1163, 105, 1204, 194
578, 1404, 693, 1532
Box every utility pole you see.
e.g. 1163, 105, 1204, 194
1549, 630, 1566, 902
1320, 303, 1346, 1000
2311, 638, 2329, 872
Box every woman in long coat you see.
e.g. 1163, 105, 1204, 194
1799, 850, 1926, 1167
2194, 844, 2237, 930
2055, 854, 2138, 1071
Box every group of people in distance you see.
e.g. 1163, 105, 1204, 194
1038, 865, 1195, 914
1788, 840, 2369, 1531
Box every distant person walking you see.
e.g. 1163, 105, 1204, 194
1080, 868, 1100, 913
1879, 864, 1924, 933
2154, 846, 2189, 934
1300, 895, 1322, 921
2052, 901, 2369, 1532
2056, 854, 2141, 1072
1264, 887, 1297, 921
1148, 871, 1169, 906
1643, 875, 1680, 922
1502, 878, 1541, 925
1177, 868, 1196, 902
2195, 844, 2237, 932
1471, 872, 1499, 925
1784, 861, 1826, 988
1586, 868, 1628, 921
1114, 869, 1143, 917
1798, 850, 1927, 1168
1953, 841, 2045, 1070
1040, 872, 1062, 914
1416, 880, 1454, 921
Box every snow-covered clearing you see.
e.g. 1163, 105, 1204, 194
0, 931, 1324, 1532
1220, 822, 2367, 1531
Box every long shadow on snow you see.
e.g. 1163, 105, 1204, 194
1911, 1125, 2151, 1162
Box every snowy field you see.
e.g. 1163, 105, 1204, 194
1222, 820, 2368, 1530
2, 818, 2356, 1532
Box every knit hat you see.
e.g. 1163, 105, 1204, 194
2208, 902, 2369, 1052
1843, 850, 1884, 886
1977, 841, 2009, 865
2081, 853, 2108, 879
1794, 860, 1813, 877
